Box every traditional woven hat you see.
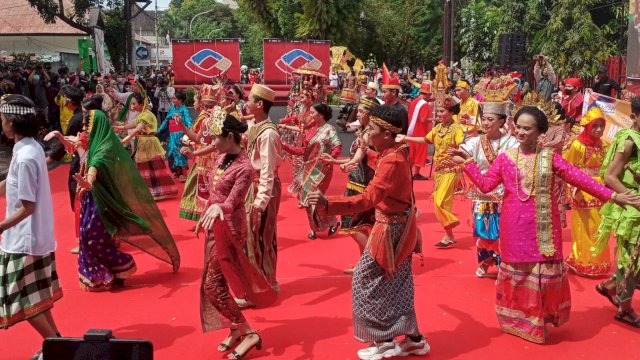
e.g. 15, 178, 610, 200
250, 84, 276, 102
482, 102, 511, 117
359, 96, 380, 110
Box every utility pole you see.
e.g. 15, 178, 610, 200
443, 0, 451, 66
124, 0, 130, 70
124, 0, 152, 72
154, 0, 159, 70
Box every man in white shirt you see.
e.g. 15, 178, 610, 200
0, 94, 62, 359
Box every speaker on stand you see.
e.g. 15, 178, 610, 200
497, 33, 527, 69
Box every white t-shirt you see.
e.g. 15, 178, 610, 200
1, 137, 56, 255
329, 74, 339, 87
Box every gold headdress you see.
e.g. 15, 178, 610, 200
208, 106, 227, 136
511, 91, 562, 125
474, 75, 518, 102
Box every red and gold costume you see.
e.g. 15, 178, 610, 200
561, 78, 584, 120
407, 82, 433, 168
322, 143, 422, 342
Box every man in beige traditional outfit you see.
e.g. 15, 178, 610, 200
240, 84, 282, 306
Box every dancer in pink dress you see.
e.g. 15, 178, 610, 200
452, 103, 640, 344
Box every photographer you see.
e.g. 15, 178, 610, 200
534, 54, 556, 100
592, 65, 621, 98
154, 79, 172, 124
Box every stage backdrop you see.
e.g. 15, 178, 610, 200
172, 39, 241, 85
263, 39, 330, 84
582, 90, 634, 143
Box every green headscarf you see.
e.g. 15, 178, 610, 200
87, 110, 180, 271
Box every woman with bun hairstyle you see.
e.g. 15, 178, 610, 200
283, 103, 342, 239
197, 113, 273, 360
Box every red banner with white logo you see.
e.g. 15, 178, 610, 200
263, 39, 330, 84
172, 39, 241, 85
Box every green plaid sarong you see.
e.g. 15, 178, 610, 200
0, 251, 63, 329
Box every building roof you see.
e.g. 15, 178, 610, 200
0, 0, 88, 36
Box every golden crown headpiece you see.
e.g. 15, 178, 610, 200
474, 75, 517, 102
511, 91, 562, 125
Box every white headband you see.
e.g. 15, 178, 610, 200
0, 104, 36, 115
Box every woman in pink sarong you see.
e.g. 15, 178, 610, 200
453, 104, 640, 344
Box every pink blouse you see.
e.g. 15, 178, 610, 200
463, 151, 613, 263
207, 151, 254, 241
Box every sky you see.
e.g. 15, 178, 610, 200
155, 0, 172, 10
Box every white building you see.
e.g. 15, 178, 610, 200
0, 0, 90, 67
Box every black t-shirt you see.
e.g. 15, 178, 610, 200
389, 100, 409, 134
592, 77, 620, 97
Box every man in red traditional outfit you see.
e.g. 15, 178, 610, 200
561, 78, 584, 121
308, 105, 428, 360
407, 81, 434, 180
380, 64, 409, 133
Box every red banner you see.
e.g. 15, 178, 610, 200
171, 39, 241, 85
263, 39, 330, 84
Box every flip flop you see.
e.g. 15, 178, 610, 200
614, 310, 640, 328
595, 284, 619, 307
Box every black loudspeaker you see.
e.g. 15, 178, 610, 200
42, 329, 153, 360
497, 33, 527, 67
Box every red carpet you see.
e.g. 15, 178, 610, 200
2, 162, 639, 359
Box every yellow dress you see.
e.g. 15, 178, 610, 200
134, 109, 167, 163
426, 122, 465, 229
562, 139, 610, 277
457, 97, 480, 136
56, 95, 74, 134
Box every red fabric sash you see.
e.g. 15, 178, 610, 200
480, 135, 497, 164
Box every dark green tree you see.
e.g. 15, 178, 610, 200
27, 0, 120, 34
295, 0, 364, 44
459, 0, 501, 75
104, 6, 127, 70
539, 0, 612, 77
175, 0, 239, 39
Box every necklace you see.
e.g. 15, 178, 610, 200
212, 153, 240, 189
437, 122, 453, 137
514, 147, 538, 202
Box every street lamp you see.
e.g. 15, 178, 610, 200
189, 9, 217, 39
207, 28, 222, 39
